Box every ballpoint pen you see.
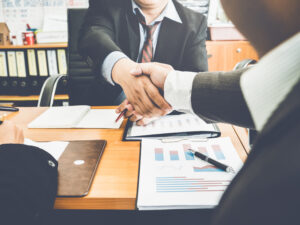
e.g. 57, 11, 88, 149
115, 109, 128, 123
188, 149, 235, 173
0, 106, 19, 112
0, 114, 6, 125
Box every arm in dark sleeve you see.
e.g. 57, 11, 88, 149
191, 68, 255, 128
0, 144, 58, 225
78, 0, 123, 70
182, 16, 208, 72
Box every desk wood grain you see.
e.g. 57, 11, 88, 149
5, 107, 248, 210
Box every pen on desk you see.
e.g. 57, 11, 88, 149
0, 106, 19, 112
0, 114, 6, 125
115, 109, 128, 123
188, 149, 235, 173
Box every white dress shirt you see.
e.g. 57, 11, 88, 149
164, 32, 300, 131
101, 0, 182, 85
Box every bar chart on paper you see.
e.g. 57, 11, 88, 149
156, 177, 229, 193
137, 137, 243, 210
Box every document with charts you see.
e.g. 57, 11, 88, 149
124, 113, 220, 140
137, 137, 243, 210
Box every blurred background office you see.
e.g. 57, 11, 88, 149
0, 0, 258, 108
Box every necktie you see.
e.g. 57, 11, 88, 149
135, 9, 161, 62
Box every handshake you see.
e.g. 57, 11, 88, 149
112, 58, 174, 126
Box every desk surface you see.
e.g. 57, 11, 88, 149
4, 107, 248, 210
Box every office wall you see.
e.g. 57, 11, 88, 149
0, 0, 210, 34
0, 0, 89, 33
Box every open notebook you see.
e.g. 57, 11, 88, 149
28, 106, 123, 129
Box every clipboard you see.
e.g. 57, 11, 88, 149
57, 140, 106, 197
123, 114, 221, 141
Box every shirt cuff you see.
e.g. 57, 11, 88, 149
164, 70, 197, 114
101, 51, 128, 86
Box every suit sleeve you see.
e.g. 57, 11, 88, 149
182, 16, 208, 72
191, 68, 255, 128
0, 144, 58, 225
78, 0, 122, 71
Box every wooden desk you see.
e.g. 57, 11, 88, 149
5, 107, 248, 210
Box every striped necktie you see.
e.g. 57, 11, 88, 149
135, 9, 161, 62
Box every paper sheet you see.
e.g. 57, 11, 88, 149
129, 114, 216, 137
76, 109, 124, 129
28, 107, 123, 129
25, 138, 68, 160
28, 106, 90, 128
1, 0, 67, 32
137, 137, 243, 210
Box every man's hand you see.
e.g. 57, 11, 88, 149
116, 99, 157, 126
130, 62, 173, 91
112, 58, 171, 117
0, 121, 24, 145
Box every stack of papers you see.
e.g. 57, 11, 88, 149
28, 106, 123, 129
137, 137, 243, 210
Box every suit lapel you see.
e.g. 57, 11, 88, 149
154, 18, 183, 63
125, 10, 140, 61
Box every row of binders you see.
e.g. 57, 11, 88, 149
0, 48, 68, 95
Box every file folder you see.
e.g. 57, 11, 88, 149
27, 49, 40, 95
16, 51, 28, 95
7, 51, 18, 95
47, 49, 59, 76
57, 49, 67, 75
37, 50, 48, 77
0, 51, 9, 94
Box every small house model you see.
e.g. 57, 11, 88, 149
0, 23, 11, 45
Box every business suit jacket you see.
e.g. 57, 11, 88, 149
191, 69, 300, 225
78, 0, 208, 104
0, 144, 58, 225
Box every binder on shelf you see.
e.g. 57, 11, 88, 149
0, 46, 68, 96
7, 51, 18, 95
16, 51, 29, 95
27, 49, 38, 76
0, 51, 9, 94
37, 49, 49, 95
56, 49, 68, 94
47, 49, 59, 76
0, 51, 8, 77
37, 50, 49, 77
27, 49, 40, 95
7, 51, 18, 77
57, 49, 67, 75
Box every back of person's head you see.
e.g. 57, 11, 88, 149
221, 0, 300, 57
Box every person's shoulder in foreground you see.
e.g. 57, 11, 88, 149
126, 0, 300, 223
0, 121, 58, 225
211, 31, 300, 225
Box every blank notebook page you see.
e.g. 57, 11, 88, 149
75, 109, 124, 129
28, 106, 90, 128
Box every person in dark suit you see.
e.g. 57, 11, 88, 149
78, 0, 208, 119
123, 0, 300, 224
0, 121, 58, 225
